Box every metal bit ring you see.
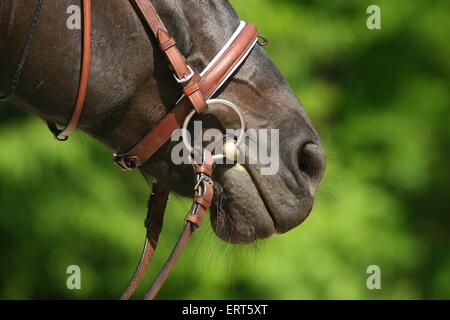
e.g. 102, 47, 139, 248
182, 99, 246, 161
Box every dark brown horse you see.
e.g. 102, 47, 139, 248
0, 0, 325, 245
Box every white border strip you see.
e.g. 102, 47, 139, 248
175, 20, 257, 104
200, 21, 247, 77
207, 38, 258, 97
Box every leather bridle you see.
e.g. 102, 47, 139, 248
46, 0, 91, 141
1, 0, 264, 299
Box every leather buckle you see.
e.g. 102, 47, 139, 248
113, 154, 138, 171
257, 34, 269, 46
194, 174, 213, 192
173, 65, 194, 84
54, 133, 69, 142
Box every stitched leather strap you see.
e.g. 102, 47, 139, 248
120, 181, 170, 300
114, 21, 258, 170
47, 0, 91, 141
143, 151, 214, 300
121, 151, 214, 300
134, 0, 207, 114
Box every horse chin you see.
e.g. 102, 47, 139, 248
210, 165, 277, 244
209, 156, 320, 244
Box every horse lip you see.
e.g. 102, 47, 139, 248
236, 164, 279, 232
237, 157, 317, 235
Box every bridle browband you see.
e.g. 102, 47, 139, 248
2, 0, 264, 299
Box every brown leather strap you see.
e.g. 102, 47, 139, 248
134, 0, 207, 114
120, 181, 170, 300
121, 150, 214, 300
143, 223, 193, 300
143, 151, 214, 300
47, 0, 91, 141
143, 193, 213, 301
134, 0, 189, 80
114, 22, 258, 170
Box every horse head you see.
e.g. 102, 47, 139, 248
0, 0, 326, 245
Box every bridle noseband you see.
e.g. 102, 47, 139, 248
2, 0, 265, 299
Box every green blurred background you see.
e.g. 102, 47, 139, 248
1, 0, 449, 299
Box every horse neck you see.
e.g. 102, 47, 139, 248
0, 0, 15, 89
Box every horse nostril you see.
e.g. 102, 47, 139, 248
298, 143, 326, 189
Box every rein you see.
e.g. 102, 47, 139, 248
117, 0, 259, 300
3, 0, 263, 299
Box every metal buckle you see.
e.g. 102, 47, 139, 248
257, 34, 269, 47
182, 99, 246, 162
113, 154, 138, 171
194, 175, 212, 192
54, 133, 69, 142
173, 65, 194, 84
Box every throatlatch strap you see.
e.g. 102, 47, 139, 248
47, 0, 92, 141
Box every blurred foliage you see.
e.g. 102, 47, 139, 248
1, 0, 449, 299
